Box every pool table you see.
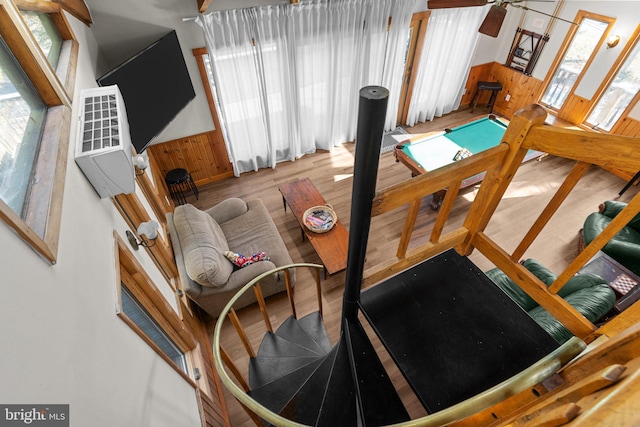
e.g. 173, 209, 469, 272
394, 115, 533, 209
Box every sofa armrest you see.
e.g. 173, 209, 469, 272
225, 261, 278, 290
166, 212, 204, 298
206, 198, 249, 224
600, 200, 640, 231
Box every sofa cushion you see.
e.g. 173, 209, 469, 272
173, 204, 233, 288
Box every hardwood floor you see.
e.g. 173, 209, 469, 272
189, 109, 638, 426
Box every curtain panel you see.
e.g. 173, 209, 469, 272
406, 7, 486, 126
197, 0, 413, 176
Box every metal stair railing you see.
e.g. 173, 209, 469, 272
213, 263, 324, 426
211, 264, 586, 427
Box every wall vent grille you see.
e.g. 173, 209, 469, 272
81, 94, 120, 153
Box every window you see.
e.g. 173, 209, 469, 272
541, 12, 613, 111
0, 0, 77, 263
0, 37, 47, 215
115, 233, 198, 383
586, 32, 640, 132
121, 285, 188, 373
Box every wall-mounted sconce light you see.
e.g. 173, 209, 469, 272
133, 151, 149, 176
126, 220, 159, 250
607, 35, 621, 49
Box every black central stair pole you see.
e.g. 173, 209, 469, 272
342, 86, 389, 321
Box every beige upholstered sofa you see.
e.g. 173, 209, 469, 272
167, 198, 294, 318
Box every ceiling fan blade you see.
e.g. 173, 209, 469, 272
478, 5, 507, 37
428, 0, 488, 9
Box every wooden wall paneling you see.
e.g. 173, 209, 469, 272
462, 63, 544, 119
558, 93, 591, 124
488, 63, 544, 118
148, 131, 233, 188
612, 116, 640, 138
208, 131, 234, 178
461, 62, 493, 106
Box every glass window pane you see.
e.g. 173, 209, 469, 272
0, 36, 47, 216
541, 18, 609, 109
587, 41, 640, 131
121, 285, 188, 374
20, 11, 62, 69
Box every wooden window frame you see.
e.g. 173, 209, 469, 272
193, 47, 225, 137
113, 191, 179, 283
538, 10, 615, 115
0, 0, 78, 263
114, 232, 199, 386
583, 24, 640, 133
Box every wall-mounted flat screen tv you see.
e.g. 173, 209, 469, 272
97, 30, 195, 153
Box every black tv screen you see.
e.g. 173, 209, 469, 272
97, 30, 195, 153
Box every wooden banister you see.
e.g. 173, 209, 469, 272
284, 269, 296, 319
253, 283, 273, 333
228, 308, 256, 358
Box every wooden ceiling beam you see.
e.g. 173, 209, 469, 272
197, 0, 211, 13
53, 0, 92, 26
13, 0, 61, 14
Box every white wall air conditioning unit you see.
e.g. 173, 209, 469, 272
75, 85, 135, 198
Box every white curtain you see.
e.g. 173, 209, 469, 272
197, 0, 413, 176
406, 7, 486, 126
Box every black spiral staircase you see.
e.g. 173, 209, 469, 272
248, 312, 410, 425
245, 249, 579, 426
214, 89, 586, 426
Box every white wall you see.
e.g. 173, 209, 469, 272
0, 13, 201, 427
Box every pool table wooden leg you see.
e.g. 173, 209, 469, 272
431, 190, 446, 210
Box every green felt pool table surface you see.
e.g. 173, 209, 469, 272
394, 115, 509, 175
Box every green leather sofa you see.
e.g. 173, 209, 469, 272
582, 200, 640, 277
485, 259, 615, 343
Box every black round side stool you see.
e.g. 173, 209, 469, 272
470, 81, 503, 114
165, 168, 199, 206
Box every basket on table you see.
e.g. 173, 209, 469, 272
303, 205, 337, 233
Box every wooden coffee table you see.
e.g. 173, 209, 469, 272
279, 178, 348, 276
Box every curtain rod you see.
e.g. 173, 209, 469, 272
186, 0, 298, 20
